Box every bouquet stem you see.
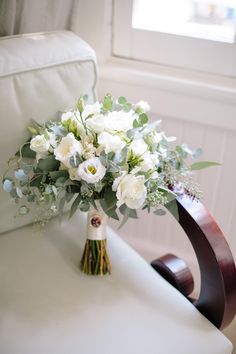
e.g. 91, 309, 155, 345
80, 206, 111, 275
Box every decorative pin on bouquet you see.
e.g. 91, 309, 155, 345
2, 94, 219, 275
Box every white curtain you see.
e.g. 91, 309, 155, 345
0, 0, 78, 36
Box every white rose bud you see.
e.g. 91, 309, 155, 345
129, 139, 148, 156
77, 157, 106, 184
30, 135, 50, 154
82, 102, 101, 119
114, 174, 147, 209
140, 153, 159, 172
54, 133, 83, 168
98, 131, 126, 154
135, 100, 150, 113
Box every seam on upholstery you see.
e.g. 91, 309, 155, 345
0, 57, 97, 78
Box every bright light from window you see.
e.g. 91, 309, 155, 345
132, 0, 236, 43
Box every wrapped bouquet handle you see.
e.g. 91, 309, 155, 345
81, 206, 111, 275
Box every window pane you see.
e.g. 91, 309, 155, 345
132, 0, 236, 43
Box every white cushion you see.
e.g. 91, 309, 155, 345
0, 31, 97, 234
0, 214, 232, 354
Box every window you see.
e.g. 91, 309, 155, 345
113, 0, 236, 77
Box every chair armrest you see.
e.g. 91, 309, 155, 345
151, 193, 236, 329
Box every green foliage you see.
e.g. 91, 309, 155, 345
190, 161, 221, 171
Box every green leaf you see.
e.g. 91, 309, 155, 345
133, 119, 140, 128
79, 200, 90, 212
154, 209, 166, 216
69, 194, 81, 218
29, 174, 43, 187
190, 161, 221, 171
118, 204, 130, 229
139, 113, 148, 125
16, 142, 36, 159
165, 200, 179, 221
58, 195, 66, 223
103, 94, 113, 111
49, 170, 69, 181
118, 96, 127, 105
123, 103, 132, 112
119, 204, 138, 219
37, 155, 60, 171
192, 148, 203, 160
55, 176, 67, 187
100, 188, 119, 220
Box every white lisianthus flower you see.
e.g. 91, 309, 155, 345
114, 174, 147, 209
105, 111, 135, 132
77, 157, 106, 184
135, 100, 150, 113
86, 114, 107, 133
98, 131, 126, 154
54, 133, 83, 168
140, 153, 159, 172
82, 102, 101, 119
129, 139, 148, 156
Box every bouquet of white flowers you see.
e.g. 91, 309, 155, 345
2, 94, 218, 275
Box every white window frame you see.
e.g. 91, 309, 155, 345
112, 0, 236, 78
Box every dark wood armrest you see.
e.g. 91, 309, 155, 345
151, 193, 236, 329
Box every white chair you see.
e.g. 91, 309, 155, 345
0, 31, 235, 354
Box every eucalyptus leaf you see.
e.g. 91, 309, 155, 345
79, 200, 90, 212
165, 200, 179, 221
119, 204, 138, 219
154, 209, 166, 216
69, 194, 81, 218
190, 161, 221, 171
49, 170, 69, 181
16, 142, 36, 159
37, 155, 60, 171
118, 96, 127, 105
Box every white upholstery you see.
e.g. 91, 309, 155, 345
0, 215, 233, 354
0, 32, 233, 354
0, 31, 97, 234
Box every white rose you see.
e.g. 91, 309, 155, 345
115, 174, 147, 209
82, 102, 101, 119
86, 114, 107, 133
140, 153, 159, 172
30, 135, 50, 154
98, 131, 126, 154
129, 139, 148, 156
54, 133, 83, 168
135, 100, 150, 113
105, 111, 135, 132
77, 157, 106, 184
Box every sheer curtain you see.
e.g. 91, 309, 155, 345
0, 0, 78, 36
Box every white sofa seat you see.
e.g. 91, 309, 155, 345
0, 214, 233, 354
0, 31, 233, 354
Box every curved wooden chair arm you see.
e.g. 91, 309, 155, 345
151, 193, 236, 329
